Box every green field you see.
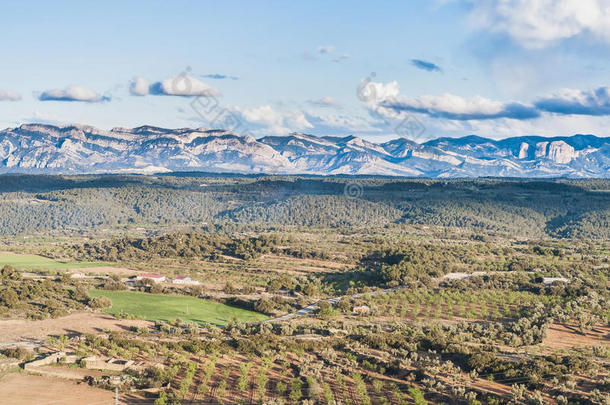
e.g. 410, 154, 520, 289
0, 252, 111, 270
89, 290, 268, 326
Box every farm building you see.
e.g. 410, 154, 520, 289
135, 274, 166, 283
172, 276, 199, 285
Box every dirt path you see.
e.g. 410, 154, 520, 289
0, 312, 152, 344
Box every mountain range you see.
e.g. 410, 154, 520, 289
0, 124, 609, 177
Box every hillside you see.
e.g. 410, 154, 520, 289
0, 174, 608, 238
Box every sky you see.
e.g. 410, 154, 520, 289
2, 0, 610, 142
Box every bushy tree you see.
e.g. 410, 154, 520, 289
89, 295, 112, 309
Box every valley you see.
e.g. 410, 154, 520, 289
0, 175, 607, 404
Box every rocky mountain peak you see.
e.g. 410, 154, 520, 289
0, 124, 608, 177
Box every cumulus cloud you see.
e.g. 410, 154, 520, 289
535, 86, 610, 115
0, 89, 21, 101
359, 80, 539, 121
382, 93, 540, 120
130, 75, 220, 97
357, 80, 401, 104
411, 59, 442, 72
466, 0, 610, 48
361, 78, 610, 123
39, 85, 110, 102
129, 77, 150, 96
308, 96, 342, 108
235, 105, 313, 135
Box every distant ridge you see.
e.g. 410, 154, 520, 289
0, 124, 608, 177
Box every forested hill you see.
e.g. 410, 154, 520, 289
0, 174, 608, 239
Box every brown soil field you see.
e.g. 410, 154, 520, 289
259, 254, 349, 273
542, 323, 610, 349
0, 312, 152, 344
69, 265, 136, 276
0, 373, 117, 405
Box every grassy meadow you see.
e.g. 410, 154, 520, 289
89, 289, 268, 326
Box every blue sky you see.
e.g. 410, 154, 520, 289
2, 0, 610, 141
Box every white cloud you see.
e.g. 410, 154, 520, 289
308, 96, 342, 108
535, 86, 610, 115
132, 75, 220, 97
129, 77, 150, 96
151, 75, 220, 97
467, 0, 610, 48
240, 105, 284, 128
357, 80, 401, 104
359, 80, 539, 120
235, 105, 313, 135
39, 85, 110, 102
0, 89, 21, 101
286, 111, 313, 129
385, 93, 539, 120
362, 78, 610, 121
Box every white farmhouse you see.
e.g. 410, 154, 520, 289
173, 276, 199, 285
135, 273, 166, 283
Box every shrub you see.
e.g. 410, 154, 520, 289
276, 381, 287, 395
223, 282, 237, 294
242, 285, 256, 294
0, 289, 19, 308
289, 378, 303, 402
150, 283, 164, 294
2, 347, 33, 361
89, 295, 112, 309
408, 387, 427, 405
254, 298, 275, 314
